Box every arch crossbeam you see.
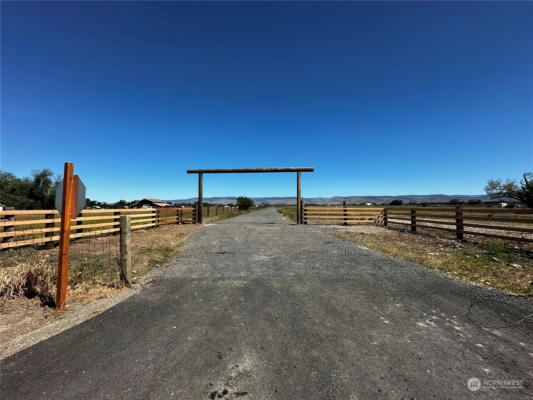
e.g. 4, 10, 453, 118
186, 167, 314, 224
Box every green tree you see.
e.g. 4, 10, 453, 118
236, 196, 254, 210
448, 199, 462, 205
113, 200, 128, 208
0, 169, 59, 209
389, 199, 403, 206
467, 199, 482, 205
485, 172, 533, 208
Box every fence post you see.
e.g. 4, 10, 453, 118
119, 215, 132, 287
75, 215, 83, 237
343, 201, 347, 226
178, 208, 182, 224
151, 209, 156, 227
456, 206, 464, 240
2, 208, 15, 244
302, 202, 307, 224
193, 202, 197, 224
215, 207, 219, 216
113, 211, 120, 235
383, 208, 388, 227
207, 206, 210, 217
44, 212, 56, 248
410, 208, 416, 232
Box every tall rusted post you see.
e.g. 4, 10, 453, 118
197, 173, 203, 224
56, 162, 74, 311
296, 171, 301, 224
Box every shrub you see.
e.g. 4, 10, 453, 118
236, 196, 254, 210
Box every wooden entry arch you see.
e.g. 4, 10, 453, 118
186, 167, 314, 224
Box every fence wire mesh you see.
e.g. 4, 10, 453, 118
67, 232, 122, 288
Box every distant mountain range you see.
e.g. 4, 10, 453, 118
166, 194, 491, 205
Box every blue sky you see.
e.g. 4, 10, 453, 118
2, 2, 532, 202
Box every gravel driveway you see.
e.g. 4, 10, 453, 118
2, 207, 532, 399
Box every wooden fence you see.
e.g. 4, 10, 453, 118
0, 204, 242, 250
202, 206, 238, 218
303, 205, 384, 225
0, 207, 195, 250
303, 205, 533, 243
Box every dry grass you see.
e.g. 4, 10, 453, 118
332, 226, 533, 296
0, 223, 198, 306
0, 253, 56, 304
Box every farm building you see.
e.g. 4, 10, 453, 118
133, 198, 173, 208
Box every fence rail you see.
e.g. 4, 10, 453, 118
303, 204, 533, 243
304, 205, 384, 225
0, 207, 196, 249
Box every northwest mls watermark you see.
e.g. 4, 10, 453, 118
467, 377, 525, 391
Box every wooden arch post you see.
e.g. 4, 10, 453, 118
186, 167, 314, 224
197, 172, 203, 224
297, 171, 301, 224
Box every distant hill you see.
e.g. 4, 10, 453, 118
166, 194, 491, 205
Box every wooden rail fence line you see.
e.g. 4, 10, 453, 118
0, 205, 241, 250
0, 207, 195, 249
303, 205, 533, 244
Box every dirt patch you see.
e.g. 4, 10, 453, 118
329, 225, 533, 296
0, 297, 55, 343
